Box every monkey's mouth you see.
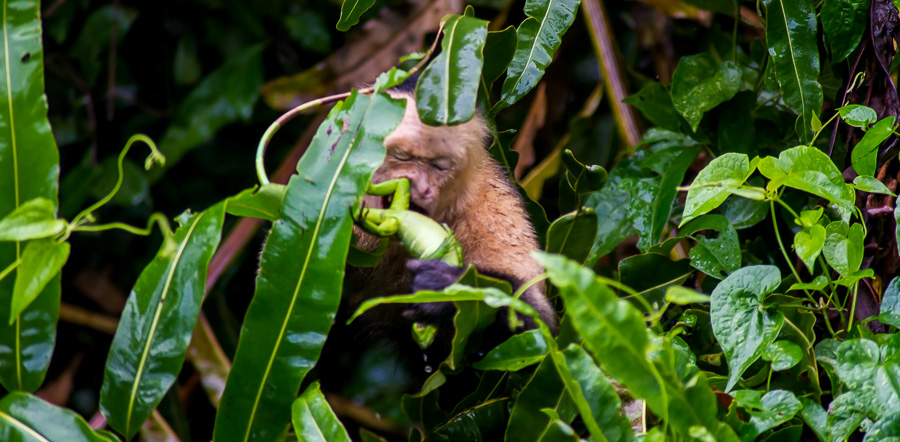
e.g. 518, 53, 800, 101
381, 194, 428, 215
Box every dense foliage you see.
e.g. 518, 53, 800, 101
2, 0, 900, 441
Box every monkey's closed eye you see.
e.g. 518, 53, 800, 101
392, 152, 412, 162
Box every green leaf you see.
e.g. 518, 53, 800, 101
710, 265, 785, 391
482, 26, 517, 89
225, 184, 286, 221
10, 239, 69, 324
879, 277, 900, 328
853, 176, 896, 196
545, 209, 598, 264
585, 171, 659, 265
735, 389, 802, 440
682, 153, 754, 226
822, 221, 864, 277
788, 275, 828, 292
757, 145, 855, 221
821, 0, 868, 62
671, 54, 741, 131
100, 203, 226, 439
416, 11, 488, 126
292, 381, 352, 442
213, 89, 405, 441
433, 398, 510, 441
555, 345, 635, 442
762, 340, 803, 371
762, 0, 823, 144
665, 286, 711, 304
336, 0, 375, 32
472, 329, 549, 371
864, 412, 900, 442
622, 82, 683, 132
797, 396, 827, 442
153, 44, 265, 179
835, 338, 900, 412
0, 0, 61, 393
493, 0, 581, 112
794, 223, 825, 272
681, 214, 741, 278
0, 198, 65, 242
537, 252, 721, 434
0, 392, 113, 441
837, 104, 878, 128
827, 389, 873, 441
504, 357, 577, 442
851, 116, 895, 177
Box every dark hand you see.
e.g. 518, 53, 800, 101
401, 259, 466, 323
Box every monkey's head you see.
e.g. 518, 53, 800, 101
372, 92, 492, 221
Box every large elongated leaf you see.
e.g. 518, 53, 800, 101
0, 0, 61, 393
0, 392, 114, 442
762, 0, 822, 144
213, 89, 405, 442
493, 0, 581, 113
99, 203, 226, 439
416, 9, 488, 126
536, 253, 722, 435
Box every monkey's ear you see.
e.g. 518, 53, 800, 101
407, 259, 465, 292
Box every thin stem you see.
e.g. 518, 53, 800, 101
0, 259, 22, 283
770, 201, 814, 302
809, 111, 840, 147
846, 284, 859, 334
71, 134, 164, 228
766, 366, 773, 392
73, 212, 173, 239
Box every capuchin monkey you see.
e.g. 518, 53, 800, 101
318, 76, 556, 397
346, 76, 558, 339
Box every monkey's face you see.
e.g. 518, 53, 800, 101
373, 95, 481, 219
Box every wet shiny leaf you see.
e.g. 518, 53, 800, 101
762, 0, 822, 143
622, 82, 683, 133
291, 381, 351, 442
642, 144, 701, 247
879, 277, 900, 328
853, 176, 896, 195
671, 54, 741, 132
681, 214, 741, 278
821, 0, 868, 62
10, 239, 69, 324
545, 209, 597, 264
100, 202, 226, 439
494, 0, 580, 112
0, 0, 61, 393
0, 198, 65, 241
213, 87, 405, 442
710, 265, 784, 391
619, 252, 692, 310
417, 10, 488, 126
0, 392, 115, 441
734, 389, 802, 440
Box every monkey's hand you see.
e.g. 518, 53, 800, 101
400, 259, 466, 323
